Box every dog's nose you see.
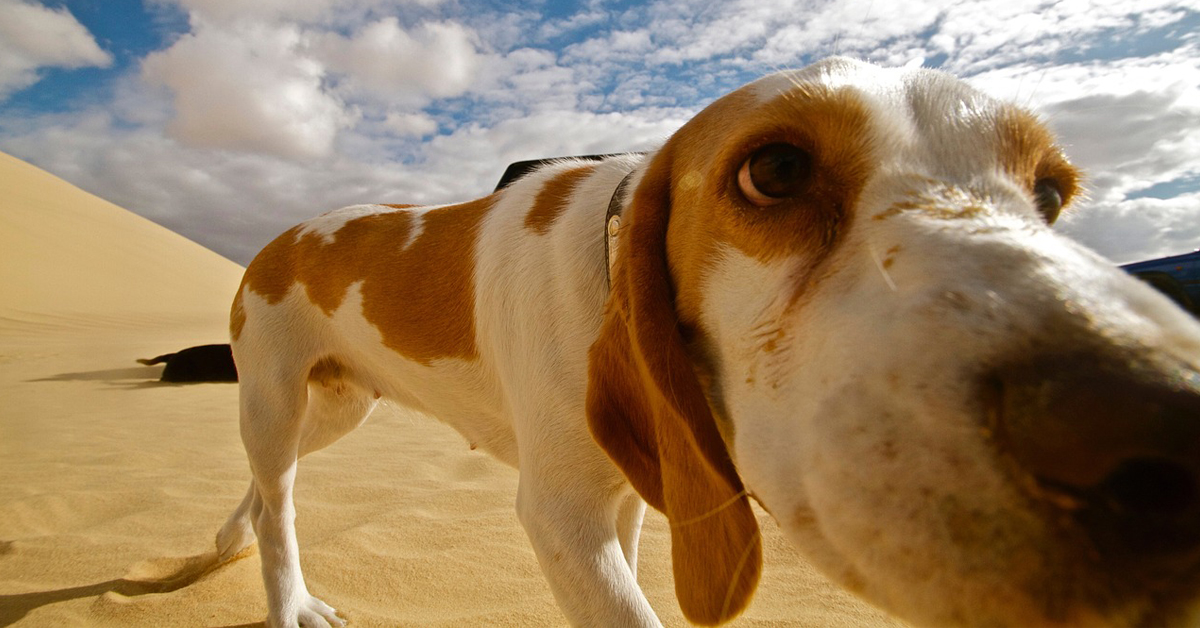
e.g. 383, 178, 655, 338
990, 356, 1200, 557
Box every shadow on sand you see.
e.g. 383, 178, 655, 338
27, 365, 235, 387
0, 548, 260, 628
28, 365, 164, 382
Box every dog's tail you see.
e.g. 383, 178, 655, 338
137, 353, 175, 366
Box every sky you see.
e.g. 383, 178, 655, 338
0, 0, 1197, 266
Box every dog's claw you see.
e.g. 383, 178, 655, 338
297, 596, 344, 628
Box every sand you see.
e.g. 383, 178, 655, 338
0, 151, 903, 627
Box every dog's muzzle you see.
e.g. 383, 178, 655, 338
988, 353, 1200, 574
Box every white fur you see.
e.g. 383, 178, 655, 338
219, 57, 1200, 628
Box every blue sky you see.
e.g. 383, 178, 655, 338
2, 2, 174, 112
0, 0, 1198, 265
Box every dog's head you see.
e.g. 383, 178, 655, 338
587, 57, 1200, 626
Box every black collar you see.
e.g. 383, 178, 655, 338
491, 153, 640, 290
605, 168, 638, 288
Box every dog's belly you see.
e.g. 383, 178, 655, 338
361, 351, 519, 467
313, 285, 519, 467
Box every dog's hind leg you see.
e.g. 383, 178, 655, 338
236, 358, 380, 628
238, 370, 329, 628
217, 382, 377, 562
216, 480, 260, 562
218, 357, 376, 628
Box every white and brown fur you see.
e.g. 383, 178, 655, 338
217, 58, 1200, 627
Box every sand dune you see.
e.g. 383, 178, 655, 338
0, 152, 901, 627
0, 151, 243, 334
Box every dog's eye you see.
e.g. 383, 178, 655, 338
738, 143, 813, 207
1033, 178, 1063, 224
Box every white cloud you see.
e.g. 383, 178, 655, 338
152, 0, 444, 25
138, 9, 485, 158
537, 10, 607, 41
618, 0, 1194, 79
755, 0, 945, 68
423, 108, 684, 172
384, 111, 439, 137
314, 18, 481, 104
467, 48, 587, 115
967, 47, 1200, 202
1059, 192, 1200, 264
163, 0, 339, 22
563, 28, 653, 64
0, 0, 112, 99
463, 9, 537, 53
934, 0, 1190, 75
141, 19, 355, 159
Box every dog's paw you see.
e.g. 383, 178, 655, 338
215, 517, 256, 563
268, 595, 345, 628
296, 595, 345, 628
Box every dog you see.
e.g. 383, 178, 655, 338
137, 344, 237, 382
215, 57, 1200, 627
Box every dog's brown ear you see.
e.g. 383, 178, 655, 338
587, 150, 762, 626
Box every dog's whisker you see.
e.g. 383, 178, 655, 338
868, 244, 898, 292
721, 529, 763, 623
671, 489, 751, 528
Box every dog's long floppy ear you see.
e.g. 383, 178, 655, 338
586, 149, 762, 626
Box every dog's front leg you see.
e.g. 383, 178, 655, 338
515, 452, 662, 627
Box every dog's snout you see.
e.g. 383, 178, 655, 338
989, 356, 1200, 557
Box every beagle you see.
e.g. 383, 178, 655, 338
216, 57, 1200, 627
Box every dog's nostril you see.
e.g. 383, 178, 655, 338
990, 356, 1200, 558
1083, 457, 1200, 557
1098, 457, 1199, 517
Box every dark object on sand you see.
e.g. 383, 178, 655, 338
137, 344, 238, 382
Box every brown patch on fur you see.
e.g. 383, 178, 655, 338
238, 224, 307, 306
995, 107, 1081, 216
881, 244, 901, 270
525, 164, 597, 235
238, 200, 492, 364
660, 84, 875, 330
229, 289, 246, 341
